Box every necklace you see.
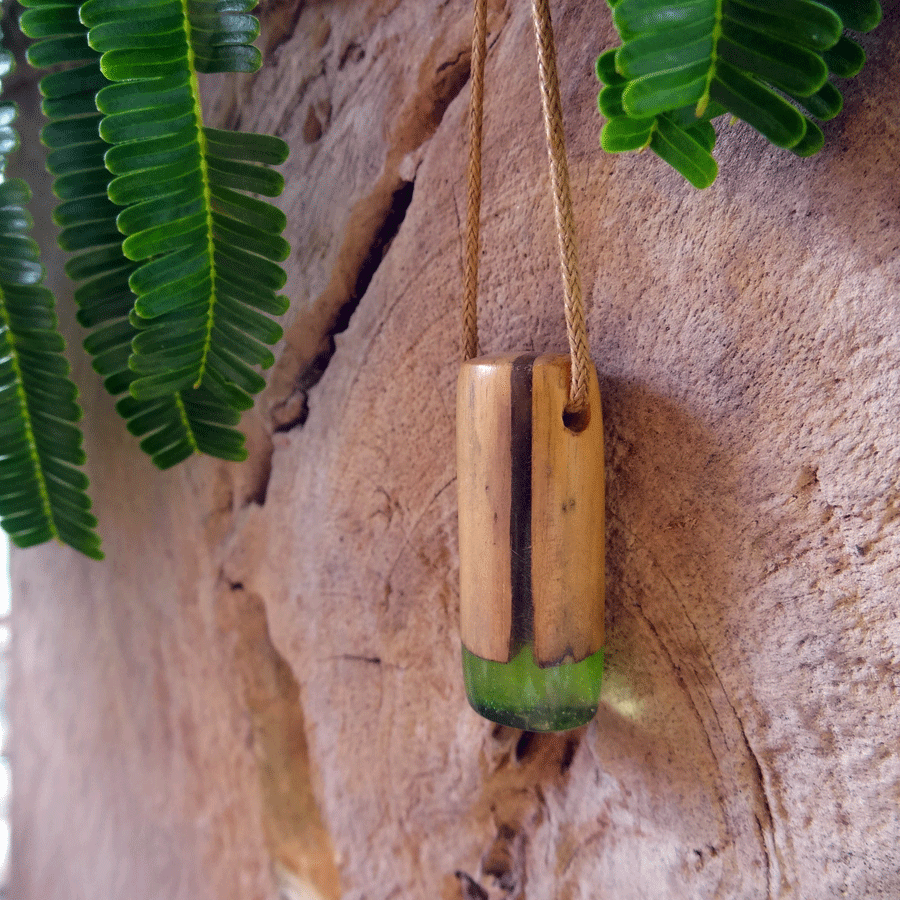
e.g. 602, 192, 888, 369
456, 0, 606, 732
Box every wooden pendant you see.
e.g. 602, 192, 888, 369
457, 352, 605, 669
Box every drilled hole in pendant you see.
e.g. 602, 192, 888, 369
563, 402, 590, 434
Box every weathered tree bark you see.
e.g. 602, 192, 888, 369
10, 1, 900, 898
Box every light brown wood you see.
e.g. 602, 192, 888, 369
530, 354, 605, 665
457, 352, 605, 665
457, 354, 516, 662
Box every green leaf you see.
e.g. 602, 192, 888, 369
41, 90, 100, 120
815, 0, 882, 32
82, 0, 290, 404
47, 140, 109, 176
53, 167, 113, 201
189, 14, 259, 47
192, 43, 260, 74
211, 212, 290, 262
79, 0, 176, 27
596, 48, 624, 85
719, 20, 828, 96
41, 113, 103, 149
23, 0, 260, 471
613, 0, 712, 41
209, 184, 287, 234
19, 6, 84, 40
790, 118, 825, 156
650, 114, 718, 187
27, 34, 95, 67
685, 119, 716, 151
203, 127, 290, 165
622, 60, 709, 117
786, 80, 843, 120
103, 123, 197, 173
116, 191, 206, 236
95, 74, 191, 115
88, 15, 188, 53
121, 212, 208, 261
598, 82, 627, 119
65, 245, 128, 280
724, 0, 842, 51
206, 155, 285, 196
58, 220, 123, 251
215, 293, 284, 343
600, 115, 656, 151
0, 160, 101, 556
822, 36, 866, 78
597, 0, 882, 185
36, 61, 108, 100
214, 243, 288, 291
615, 19, 714, 79
108, 165, 204, 206
711, 61, 807, 148
100, 44, 190, 80
99, 100, 196, 144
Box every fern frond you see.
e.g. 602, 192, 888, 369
20, 0, 259, 467
597, 0, 883, 186
77, 268, 252, 466
597, 49, 721, 188
80, 0, 290, 404
0, 32, 101, 557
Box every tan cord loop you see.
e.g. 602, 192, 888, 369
531, 0, 590, 413
462, 0, 487, 362
463, 0, 590, 413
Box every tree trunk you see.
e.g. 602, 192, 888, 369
10, 1, 900, 898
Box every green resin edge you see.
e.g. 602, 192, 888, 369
462, 643, 604, 732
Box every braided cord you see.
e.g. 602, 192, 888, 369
462, 0, 590, 413
463, 0, 487, 362
531, 0, 590, 411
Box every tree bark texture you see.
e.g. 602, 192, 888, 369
10, 1, 900, 898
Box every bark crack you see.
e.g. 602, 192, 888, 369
732, 707, 776, 899
267, 18, 491, 439
674, 599, 784, 898
273, 179, 416, 434
631, 601, 724, 781
216, 581, 341, 898
613, 511, 784, 893
328, 654, 383, 666
261, 0, 311, 68
252, 6, 512, 518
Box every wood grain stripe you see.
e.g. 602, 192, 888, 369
508, 354, 536, 656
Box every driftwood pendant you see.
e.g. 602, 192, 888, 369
457, 353, 605, 731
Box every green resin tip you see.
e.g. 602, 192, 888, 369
462, 644, 604, 732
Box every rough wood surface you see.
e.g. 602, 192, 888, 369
10, 1, 900, 899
